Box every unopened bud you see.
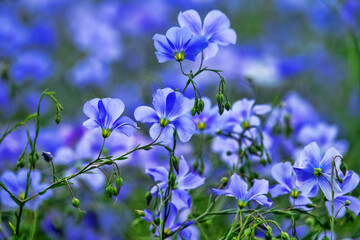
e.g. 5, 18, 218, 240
249, 146, 257, 154
169, 173, 177, 189
197, 99, 205, 111
216, 93, 224, 104
105, 185, 114, 198
172, 156, 179, 174
191, 107, 197, 116
265, 226, 272, 240
145, 192, 152, 205
72, 198, 80, 208
259, 158, 267, 166
322, 236, 329, 240
218, 106, 224, 115
244, 228, 252, 237
281, 231, 290, 240
135, 210, 145, 217
42, 151, 53, 162
220, 177, 229, 185
193, 160, 199, 171
115, 177, 124, 188
345, 200, 351, 206
224, 101, 231, 111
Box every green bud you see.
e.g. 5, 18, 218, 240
145, 192, 152, 205
216, 93, 224, 104
218, 106, 224, 115
193, 160, 199, 171
55, 114, 61, 125
104, 159, 113, 165
72, 198, 80, 208
265, 226, 273, 240
249, 146, 257, 154
143, 146, 152, 150
135, 210, 145, 217
115, 177, 124, 188
111, 186, 118, 196
197, 99, 205, 111
340, 161, 348, 176
305, 217, 315, 226
220, 177, 229, 185
337, 177, 343, 184
322, 236, 329, 240
345, 200, 351, 206
169, 173, 177, 189
244, 228, 252, 237
172, 156, 179, 174
224, 101, 231, 111
259, 158, 267, 166
105, 185, 114, 198
281, 232, 290, 240
16, 159, 25, 168
191, 107, 197, 116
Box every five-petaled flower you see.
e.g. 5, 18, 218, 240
178, 9, 237, 60
213, 173, 272, 208
293, 142, 342, 200
134, 88, 196, 143
83, 98, 138, 138
153, 27, 208, 63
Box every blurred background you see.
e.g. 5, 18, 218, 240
0, 0, 360, 239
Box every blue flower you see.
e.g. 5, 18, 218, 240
325, 170, 360, 218
146, 156, 205, 210
0, 169, 52, 210
69, 57, 110, 86
293, 142, 342, 200
270, 162, 317, 210
192, 97, 223, 135
83, 98, 138, 138
178, 10, 237, 59
213, 173, 272, 208
153, 27, 208, 63
134, 88, 195, 143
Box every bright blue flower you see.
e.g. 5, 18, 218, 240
293, 142, 342, 200
10, 50, 53, 84
178, 9, 236, 60
83, 98, 138, 138
153, 27, 208, 63
325, 170, 360, 218
213, 173, 272, 208
134, 88, 195, 143
146, 156, 205, 210
0, 169, 52, 210
270, 162, 317, 210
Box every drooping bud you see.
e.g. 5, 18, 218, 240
172, 156, 179, 174
42, 151, 53, 162
115, 176, 124, 188
72, 198, 80, 208
145, 192, 152, 205
105, 185, 114, 198
224, 101, 231, 111
259, 158, 267, 166
249, 146, 257, 154
197, 99, 205, 112
191, 107, 197, 116
218, 106, 224, 115
216, 93, 224, 104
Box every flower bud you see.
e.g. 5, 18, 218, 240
104, 159, 113, 165
191, 107, 197, 116
345, 200, 351, 206
135, 209, 145, 217
145, 192, 152, 205
259, 158, 267, 166
193, 160, 199, 170
169, 173, 177, 189
218, 106, 224, 115
322, 236, 329, 240
105, 185, 114, 198
115, 177, 124, 188
143, 146, 152, 151
265, 226, 272, 240
281, 231, 290, 240
197, 99, 205, 111
42, 151, 53, 162
224, 101, 231, 111
55, 114, 61, 125
216, 93, 224, 104
102, 128, 111, 138
172, 156, 179, 174
220, 177, 229, 185
16, 159, 25, 168
72, 198, 80, 208
249, 146, 257, 154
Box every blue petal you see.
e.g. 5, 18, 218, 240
295, 177, 317, 196
149, 123, 174, 144
165, 27, 192, 52
252, 195, 272, 207
134, 106, 159, 123
98, 99, 107, 128
203, 42, 219, 60
111, 116, 138, 137
172, 189, 191, 210
177, 173, 205, 190
271, 162, 294, 191
209, 28, 237, 45
297, 142, 321, 169
177, 155, 190, 178
153, 33, 174, 57
246, 179, 269, 201
183, 35, 208, 61
155, 52, 174, 63
167, 92, 193, 121
145, 167, 168, 183
83, 119, 99, 129
325, 198, 346, 218
320, 147, 341, 174
293, 166, 314, 183
318, 174, 341, 200
340, 196, 360, 216
270, 184, 289, 198
101, 98, 125, 128
83, 98, 100, 121
339, 171, 359, 195
226, 174, 248, 200
292, 195, 313, 210
178, 10, 202, 35
152, 88, 173, 118
203, 10, 230, 39
253, 104, 271, 115
174, 116, 196, 143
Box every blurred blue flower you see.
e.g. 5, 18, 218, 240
153, 27, 208, 63
0, 169, 52, 210
146, 155, 205, 210
69, 57, 110, 86
270, 162, 317, 210
10, 50, 53, 83
325, 170, 360, 218
178, 9, 236, 59
213, 173, 272, 207
192, 97, 223, 134
293, 142, 342, 200
83, 98, 138, 138
134, 88, 195, 143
